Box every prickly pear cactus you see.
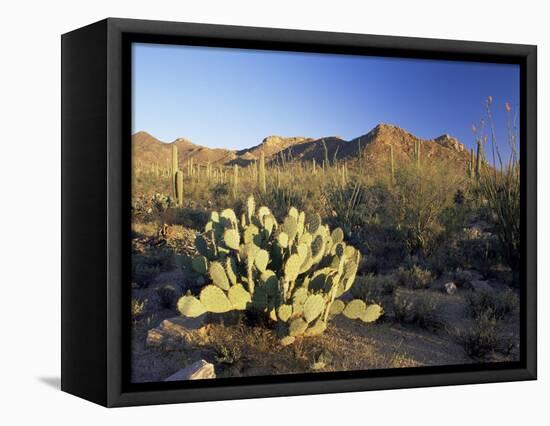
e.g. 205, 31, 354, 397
176, 195, 383, 343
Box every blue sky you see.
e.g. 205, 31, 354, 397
132, 43, 520, 158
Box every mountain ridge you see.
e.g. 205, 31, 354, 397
132, 124, 470, 171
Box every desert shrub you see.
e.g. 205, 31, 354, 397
392, 292, 440, 329
395, 265, 433, 289
175, 195, 383, 345
388, 162, 464, 256
215, 343, 243, 365
351, 273, 397, 302
392, 294, 412, 323
467, 289, 519, 321
461, 311, 498, 359
452, 268, 476, 288
131, 298, 146, 319
457, 231, 502, 272
325, 182, 389, 237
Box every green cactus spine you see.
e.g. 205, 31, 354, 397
258, 151, 266, 193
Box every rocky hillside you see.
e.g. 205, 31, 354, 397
132, 124, 471, 171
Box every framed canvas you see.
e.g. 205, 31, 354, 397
61, 18, 537, 407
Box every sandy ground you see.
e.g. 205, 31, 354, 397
131, 285, 520, 383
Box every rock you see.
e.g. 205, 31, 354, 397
470, 280, 494, 293
164, 360, 216, 381
146, 316, 207, 350
443, 282, 457, 295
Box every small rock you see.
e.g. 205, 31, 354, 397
443, 282, 457, 295
471, 280, 494, 293
164, 360, 216, 381
146, 316, 207, 349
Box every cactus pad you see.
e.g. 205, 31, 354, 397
328, 299, 345, 316
277, 304, 293, 322
305, 213, 321, 234
289, 318, 308, 336
195, 235, 209, 257
192, 256, 208, 274
360, 304, 383, 323
331, 227, 344, 244
177, 295, 207, 318
342, 299, 367, 320
282, 216, 298, 242
223, 228, 240, 250
199, 285, 232, 313
303, 294, 325, 323
209, 261, 230, 290
277, 232, 289, 248
304, 319, 327, 336
284, 254, 302, 281
254, 249, 269, 273
228, 284, 251, 310
225, 257, 238, 286
246, 195, 255, 222
220, 208, 238, 228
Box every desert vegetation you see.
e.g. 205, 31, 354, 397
131, 99, 520, 382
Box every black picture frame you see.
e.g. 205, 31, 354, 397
61, 17, 537, 407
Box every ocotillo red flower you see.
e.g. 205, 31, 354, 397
505, 102, 512, 112
487, 95, 493, 105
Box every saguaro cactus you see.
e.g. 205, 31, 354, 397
475, 139, 483, 180
413, 140, 421, 169
258, 151, 266, 193
322, 139, 329, 169
175, 170, 184, 207
171, 145, 178, 197
232, 164, 239, 197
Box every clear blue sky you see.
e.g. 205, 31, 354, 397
132, 42, 520, 158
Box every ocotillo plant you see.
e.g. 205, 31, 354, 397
171, 145, 178, 197
258, 152, 267, 193
175, 170, 184, 207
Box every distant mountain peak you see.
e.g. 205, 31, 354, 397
433, 133, 466, 152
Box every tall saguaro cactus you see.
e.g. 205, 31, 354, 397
413, 140, 421, 169
258, 151, 267, 193
175, 170, 184, 207
322, 139, 329, 170
171, 144, 178, 197
475, 139, 483, 180
469, 148, 475, 179
233, 164, 239, 198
